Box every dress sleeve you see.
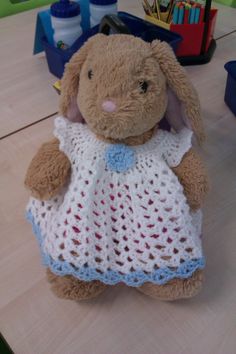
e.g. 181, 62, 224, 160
54, 116, 90, 163
161, 128, 193, 167
53, 116, 71, 155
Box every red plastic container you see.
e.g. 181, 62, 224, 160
171, 9, 217, 57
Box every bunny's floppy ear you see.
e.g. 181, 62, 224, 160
151, 40, 205, 143
59, 34, 105, 122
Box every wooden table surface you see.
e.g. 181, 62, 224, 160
0, 1, 236, 354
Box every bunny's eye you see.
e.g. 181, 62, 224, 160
139, 81, 148, 93
88, 70, 93, 79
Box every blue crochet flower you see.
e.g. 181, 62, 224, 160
105, 144, 136, 173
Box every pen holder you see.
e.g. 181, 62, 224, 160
145, 9, 217, 57
146, 11, 170, 29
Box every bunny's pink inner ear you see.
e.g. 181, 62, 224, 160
66, 96, 85, 123
165, 87, 192, 132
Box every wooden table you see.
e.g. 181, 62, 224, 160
0, 2, 236, 353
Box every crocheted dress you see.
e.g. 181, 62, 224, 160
26, 117, 205, 287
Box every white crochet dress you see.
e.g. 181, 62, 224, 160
26, 117, 205, 287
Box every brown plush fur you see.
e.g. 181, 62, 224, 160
138, 269, 203, 300
151, 40, 205, 143
25, 34, 209, 301
46, 269, 107, 300
173, 149, 210, 210
25, 138, 71, 200
61, 35, 167, 140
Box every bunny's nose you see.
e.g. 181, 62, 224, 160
102, 100, 117, 113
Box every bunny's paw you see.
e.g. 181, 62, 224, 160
46, 269, 108, 301
25, 138, 71, 200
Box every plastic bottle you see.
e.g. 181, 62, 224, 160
89, 0, 118, 28
50, 0, 82, 48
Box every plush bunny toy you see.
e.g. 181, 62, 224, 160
25, 34, 209, 301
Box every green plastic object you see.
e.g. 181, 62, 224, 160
0, 0, 55, 18
214, 0, 236, 7
0, 333, 14, 354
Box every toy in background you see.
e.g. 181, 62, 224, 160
142, 0, 218, 64
25, 33, 209, 302
50, 0, 82, 48
90, 0, 118, 27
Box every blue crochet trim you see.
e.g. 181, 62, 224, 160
105, 144, 136, 173
26, 211, 205, 287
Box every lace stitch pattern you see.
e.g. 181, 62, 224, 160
26, 117, 204, 286
27, 211, 205, 286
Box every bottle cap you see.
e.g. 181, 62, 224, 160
51, 0, 80, 18
90, 0, 117, 5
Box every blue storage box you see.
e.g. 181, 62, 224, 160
36, 11, 182, 78
224, 61, 236, 116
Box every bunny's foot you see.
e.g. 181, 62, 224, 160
46, 269, 108, 301
137, 270, 203, 301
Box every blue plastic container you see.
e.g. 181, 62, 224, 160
41, 11, 182, 78
224, 61, 236, 116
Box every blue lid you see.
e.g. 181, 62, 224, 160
51, 0, 80, 18
90, 0, 117, 5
